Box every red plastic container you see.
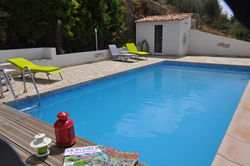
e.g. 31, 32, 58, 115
54, 112, 76, 147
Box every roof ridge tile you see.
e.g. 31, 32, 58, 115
135, 13, 192, 23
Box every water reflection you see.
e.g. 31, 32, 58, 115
116, 91, 207, 138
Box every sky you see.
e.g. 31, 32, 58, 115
219, 0, 234, 18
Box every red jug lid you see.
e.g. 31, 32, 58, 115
57, 112, 69, 120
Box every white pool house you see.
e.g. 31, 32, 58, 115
135, 13, 192, 56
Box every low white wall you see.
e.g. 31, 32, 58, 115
52, 50, 111, 67
0, 47, 111, 69
188, 30, 250, 56
0, 48, 55, 63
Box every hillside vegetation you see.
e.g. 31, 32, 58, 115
0, 0, 249, 53
164, 0, 250, 40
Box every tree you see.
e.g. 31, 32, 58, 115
0, 0, 126, 52
234, 28, 250, 41
172, 0, 204, 14
66, 0, 126, 51
166, 0, 175, 5
203, 0, 221, 23
0, 0, 79, 51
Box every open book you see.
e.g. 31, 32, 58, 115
63, 145, 140, 166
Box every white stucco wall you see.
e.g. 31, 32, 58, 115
178, 17, 191, 56
0, 48, 111, 70
0, 48, 55, 63
136, 16, 192, 56
136, 21, 181, 55
52, 50, 111, 67
188, 30, 250, 56
136, 21, 155, 53
162, 21, 181, 55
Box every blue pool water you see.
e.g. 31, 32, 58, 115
10, 62, 250, 166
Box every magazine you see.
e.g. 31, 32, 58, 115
62, 145, 140, 166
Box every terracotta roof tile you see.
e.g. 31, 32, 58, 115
135, 13, 192, 23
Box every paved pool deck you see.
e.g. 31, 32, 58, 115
1, 55, 250, 165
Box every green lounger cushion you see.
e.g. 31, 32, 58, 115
128, 51, 149, 55
8, 58, 62, 74
126, 43, 149, 55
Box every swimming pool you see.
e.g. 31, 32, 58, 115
8, 61, 250, 166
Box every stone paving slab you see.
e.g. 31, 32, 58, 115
1, 58, 166, 103
212, 154, 241, 166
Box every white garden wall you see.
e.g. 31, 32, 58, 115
188, 30, 250, 56
0, 48, 55, 63
0, 47, 111, 70
52, 50, 110, 67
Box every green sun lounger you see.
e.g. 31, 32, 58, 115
7, 58, 63, 80
126, 43, 149, 60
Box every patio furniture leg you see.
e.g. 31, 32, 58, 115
46, 74, 51, 82
59, 73, 63, 80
